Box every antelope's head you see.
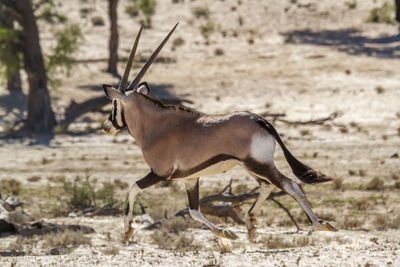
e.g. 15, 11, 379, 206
103, 23, 178, 135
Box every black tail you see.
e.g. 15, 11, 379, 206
252, 115, 334, 184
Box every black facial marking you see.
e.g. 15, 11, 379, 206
171, 154, 238, 179
112, 100, 117, 121
109, 100, 128, 130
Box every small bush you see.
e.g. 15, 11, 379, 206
126, 0, 156, 26
375, 86, 385, 94
27, 176, 41, 182
366, 2, 395, 24
125, 3, 139, 17
46, 24, 84, 88
63, 177, 95, 210
192, 6, 210, 19
42, 230, 92, 248
172, 37, 185, 48
96, 182, 117, 207
199, 22, 215, 39
237, 16, 244, 26
366, 177, 384, 191
339, 215, 363, 229
102, 246, 120, 255
150, 227, 199, 251
36, 1, 67, 23
300, 129, 310, 136
345, 1, 357, 9
91, 16, 105, 26
161, 216, 201, 233
352, 198, 370, 210
214, 48, 224, 56
260, 234, 316, 249
114, 179, 129, 190
373, 214, 400, 230
0, 178, 21, 195
333, 178, 344, 190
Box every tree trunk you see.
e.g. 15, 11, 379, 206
14, 0, 56, 134
107, 0, 119, 74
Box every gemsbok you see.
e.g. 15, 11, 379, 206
103, 23, 337, 250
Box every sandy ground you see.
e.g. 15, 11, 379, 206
1, 0, 400, 266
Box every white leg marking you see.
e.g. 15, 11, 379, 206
247, 182, 272, 216
125, 182, 142, 233
188, 209, 219, 232
250, 133, 276, 163
283, 180, 320, 225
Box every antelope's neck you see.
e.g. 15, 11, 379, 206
125, 96, 165, 149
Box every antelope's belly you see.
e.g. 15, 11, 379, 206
174, 159, 238, 179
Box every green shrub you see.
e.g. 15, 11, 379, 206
64, 177, 95, 210
46, 24, 83, 77
366, 2, 395, 24
96, 182, 116, 207
0, 27, 21, 82
126, 0, 156, 26
199, 22, 215, 39
0, 178, 21, 195
192, 6, 210, 19
35, 0, 67, 23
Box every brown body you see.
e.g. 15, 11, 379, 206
125, 94, 258, 177
102, 24, 337, 251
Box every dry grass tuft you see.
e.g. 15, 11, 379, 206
150, 216, 202, 251
0, 178, 21, 195
161, 216, 201, 233
42, 230, 92, 248
192, 6, 210, 19
365, 177, 384, 190
214, 48, 224, 56
151, 228, 198, 251
332, 178, 344, 190
372, 214, 400, 230
102, 246, 120, 255
27, 176, 41, 182
47, 175, 66, 184
338, 215, 363, 229
7, 210, 32, 225
352, 198, 370, 211
8, 236, 37, 252
114, 179, 129, 190
259, 234, 316, 249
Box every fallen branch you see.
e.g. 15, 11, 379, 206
145, 181, 301, 230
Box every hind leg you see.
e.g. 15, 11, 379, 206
245, 178, 273, 240
244, 160, 337, 232
184, 178, 238, 252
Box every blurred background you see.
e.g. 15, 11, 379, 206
0, 0, 399, 265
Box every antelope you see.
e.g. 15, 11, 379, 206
103, 23, 337, 250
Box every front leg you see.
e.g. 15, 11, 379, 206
125, 171, 164, 243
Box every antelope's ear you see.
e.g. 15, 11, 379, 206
137, 82, 151, 96
103, 84, 126, 101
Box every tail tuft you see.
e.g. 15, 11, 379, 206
299, 169, 335, 184
251, 115, 335, 185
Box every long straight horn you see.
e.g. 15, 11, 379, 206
118, 25, 144, 93
127, 23, 178, 91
